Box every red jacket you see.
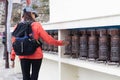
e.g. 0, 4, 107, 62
11, 22, 63, 60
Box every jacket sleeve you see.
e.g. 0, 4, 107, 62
10, 48, 16, 61
32, 22, 63, 46
10, 25, 17, 61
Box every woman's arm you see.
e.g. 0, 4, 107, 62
32, 22, 67, 46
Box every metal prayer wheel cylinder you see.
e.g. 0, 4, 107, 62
64, 30, 72, 55
43, 31, 49, 51
43, 42, 48, 51
71, 30, 80, 58
53, 30, 58, 52
88, 29, 98, 59
79, 30, 88, 58
42, 41, 45, 50
109, 29, 120, 62
109, 28, 119, 36
98, 29, 109, 61
48, 31, 54, 51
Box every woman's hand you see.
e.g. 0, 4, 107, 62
62, 40, 69, 46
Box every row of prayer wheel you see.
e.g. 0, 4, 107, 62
42, 30, 58, 54
64, 28, 120, 63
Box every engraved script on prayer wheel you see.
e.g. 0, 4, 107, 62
53, 30, 58, 52
109, 29, 120, 63
43, 31, 49, 51
88, 29, 98, 60
72, 30, 79, 58
98, 29, 109, 61
64, 30, 72, 55
79, 30, 88, 58
48, 31, 54, 51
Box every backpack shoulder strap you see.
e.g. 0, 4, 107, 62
12, 21, 33, 37
12, 22, 25, 37
25, 21, 34, 37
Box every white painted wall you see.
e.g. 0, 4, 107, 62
78, 68, 120, 80
50, 0, 120, 22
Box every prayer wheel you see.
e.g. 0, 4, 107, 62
48, 31, 54, 51
71, 30, 80, 58
109, 29, 120, 63
79, 30, 88, 58
43, 31, 49, 51
88, 29, 98, 60
98, 29, 109, 62
53, 30, 58, 52
64, 30, 72, 55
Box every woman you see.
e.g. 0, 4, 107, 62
11, 7, 69, 80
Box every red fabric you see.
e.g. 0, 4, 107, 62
26, 0, 31, 6
11, 22, 63, 60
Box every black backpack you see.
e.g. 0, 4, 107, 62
12, 21, 42, 56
